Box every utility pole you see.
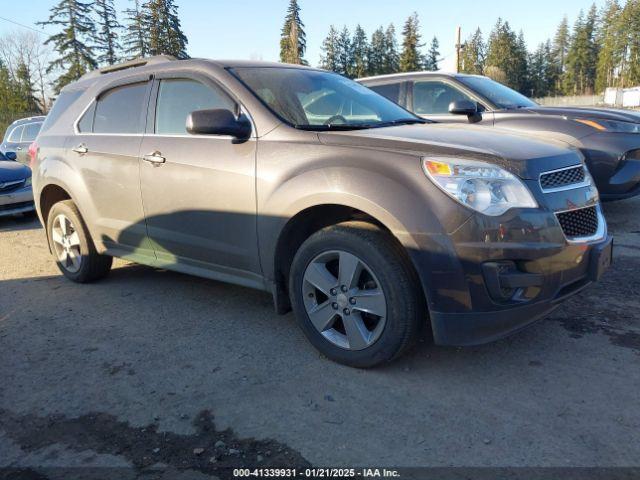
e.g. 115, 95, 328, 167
454, 26, 462, 73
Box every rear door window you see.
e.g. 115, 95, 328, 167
93, 82, 149, 134
22, 122, 42, 142
368, 83, 401, 104
154, 79, 235, 135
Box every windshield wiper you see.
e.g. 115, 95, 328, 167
294, 124, 374, 131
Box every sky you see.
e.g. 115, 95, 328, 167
0, 0, 606, 72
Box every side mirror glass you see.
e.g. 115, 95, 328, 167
4, 151, 17, 161
186, 108, 252, 142
449, 100, 479, 116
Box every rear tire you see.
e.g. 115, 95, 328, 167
47, 200, 112, 283
289, 221, 424, 368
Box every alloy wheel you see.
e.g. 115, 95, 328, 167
51, 213, 82, 273
302, 250, 387, 350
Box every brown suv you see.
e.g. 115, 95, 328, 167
32, 56, 612, 367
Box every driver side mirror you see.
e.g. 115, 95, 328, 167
186, 108, 252, 142
4, 151, 17, 161
449, 100, 479, 116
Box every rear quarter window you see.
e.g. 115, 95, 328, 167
40, 90, 83, 134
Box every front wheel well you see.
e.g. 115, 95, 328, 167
272, 204, 400, 314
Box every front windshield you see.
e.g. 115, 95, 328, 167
230, 67, 423, 130
458, 76, 537, 110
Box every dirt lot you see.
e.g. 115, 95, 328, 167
1, 198, 639, 478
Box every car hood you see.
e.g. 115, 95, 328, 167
317, 123, 582, 179
0, 161, 31, 182
522, 106, 640, 123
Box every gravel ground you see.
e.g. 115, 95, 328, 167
0, 198, 639, 478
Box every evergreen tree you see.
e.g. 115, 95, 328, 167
595, 0, 622, 91
424, 36, 440, 71
279, 0, 307, 65
382, 24, 399, 73
145, 0, 188, 59
367, 26, 386, 76
122, 0, 148, 59
485, 18, 525, 91
335, 26, 353, 77
514, 30, 530, 93
319, 25, 340, 72
94, 0, 121, 65
528, 42, 553, 97
15, 62, 41, 112
550, 16, 570, 94
563, 6, 598, 94
460, 28, 485, 75
399, 12, 423, 72
38, 0, 97, 93
620, 0, 640, 86
351, 25, 369, 78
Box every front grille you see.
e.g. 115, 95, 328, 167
540, 166, 586, 190
0, 179, 25, 193
556, 206, 599, 238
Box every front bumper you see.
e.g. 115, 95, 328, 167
430, 234, 613, 345
0, 186, 35, 217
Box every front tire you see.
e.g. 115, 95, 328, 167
47, 200, 112, 283
289, 221, 424, 368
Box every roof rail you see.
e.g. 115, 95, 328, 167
79, 55, 177, 81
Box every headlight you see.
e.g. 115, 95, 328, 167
422, 157, 538, 216
24, 176, 32, 187
575, 118, 640, 133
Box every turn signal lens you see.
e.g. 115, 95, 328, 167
28, 142, 38, 168
424, 160, 452, 176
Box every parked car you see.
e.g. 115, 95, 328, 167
2, 115, 46, 165
0, 150, 34, 216
359, 72, 640, 201
32, 57, 612, 367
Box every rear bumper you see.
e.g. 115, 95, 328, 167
0, 186, 34, 216
429, 235, 612, 346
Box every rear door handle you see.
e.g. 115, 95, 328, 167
143, 151, 166, 165
16, 146, 22, 151
72, 144, 88, 154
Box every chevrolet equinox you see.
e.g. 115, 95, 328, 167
32, 56, 613, 367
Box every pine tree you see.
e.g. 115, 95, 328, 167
368, 27, 386, 76
351, 25, 369, 79
596, 0, 622, 91
399, 12, 423, 72
336, 26, 353, 77
528, 42, 552, 98
15, 62, 41, 112
620, 0, 640, 87
122, 0, 148, 59
38, 0, 97, 93
145, 0, 188, 59
563, 6, 598, 94
424, 36, 439, 71
319, 25, 340, 72
94, 0, 121, 65
382, 24, 399, 74
279, 0, 307, 65
460, 28, 485, 75
550, 16, 570, 94
485, 19, 524, 91
514, 31, 530, 93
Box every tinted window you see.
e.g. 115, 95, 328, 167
155, 79, 234, 135
22, 122, 42, 142
8, 126, 24, 142
458, 76, 537, 109
94, 82, 148, 134
368, 83, 401, 104
40, 90, 83, 133
77, 102, 96, 133
413, 81, 473, 114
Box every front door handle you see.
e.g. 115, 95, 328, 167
72, 144, 88, 154
142, 151, 166, 165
